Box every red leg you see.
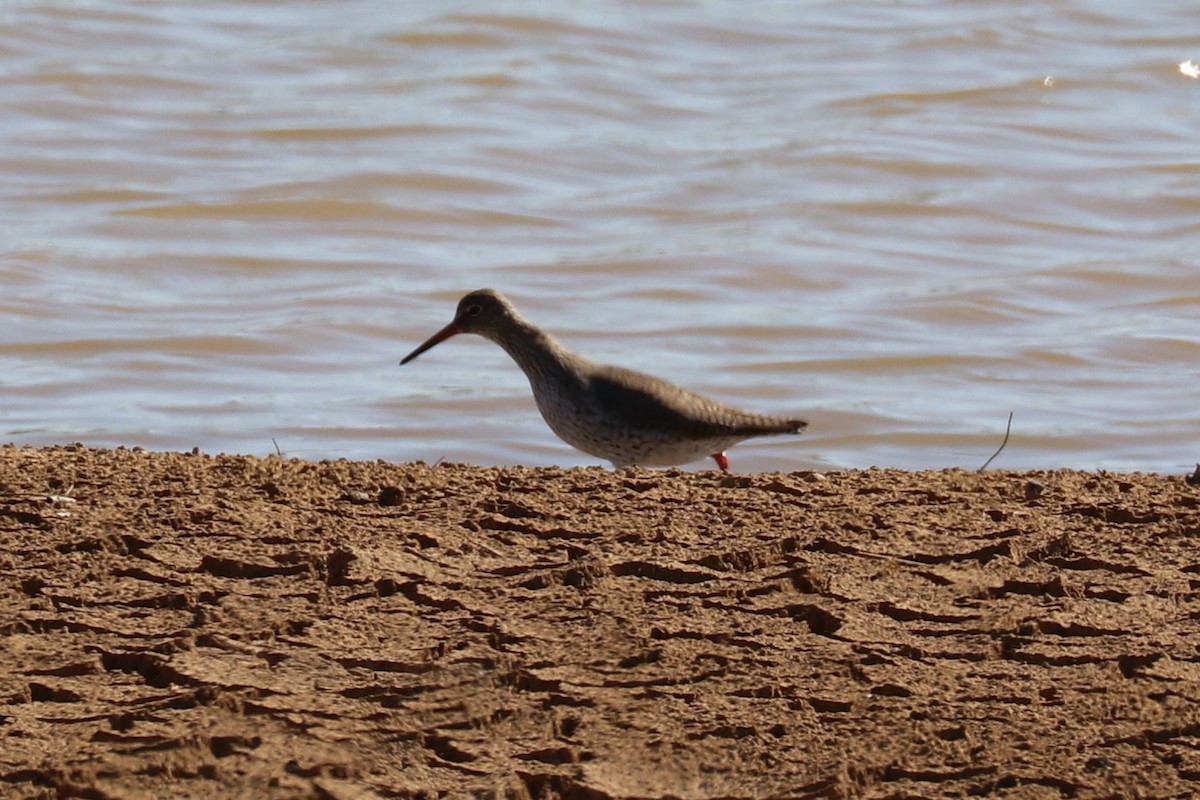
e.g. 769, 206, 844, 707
711, 452, 729, 471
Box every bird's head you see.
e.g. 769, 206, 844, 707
400, 288, 517, 365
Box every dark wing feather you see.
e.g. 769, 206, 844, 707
588, 365, 804, 438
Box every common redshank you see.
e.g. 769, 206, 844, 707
400, 289, 807, 471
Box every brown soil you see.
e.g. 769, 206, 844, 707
2, 445, 1200, 799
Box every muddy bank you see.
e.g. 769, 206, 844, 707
2, 444, 1199, 799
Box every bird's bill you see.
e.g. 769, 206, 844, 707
400, 320, 461, 365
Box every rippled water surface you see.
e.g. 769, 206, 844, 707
2, 1, 1198, 471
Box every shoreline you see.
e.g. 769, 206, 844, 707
2, 444, 1199, 798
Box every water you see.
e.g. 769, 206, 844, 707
2, 1, 1198, 472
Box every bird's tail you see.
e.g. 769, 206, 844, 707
740, 418, 807, 436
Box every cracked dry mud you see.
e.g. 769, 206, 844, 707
2, 445, 1200, 799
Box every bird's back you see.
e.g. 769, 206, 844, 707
586, 363, 803, 438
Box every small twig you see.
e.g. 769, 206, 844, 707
978, 412, 1014, 472
271, 438, 284, 457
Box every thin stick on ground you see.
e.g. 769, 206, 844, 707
978, 412, 1014, 472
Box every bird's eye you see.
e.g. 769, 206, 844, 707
465, 304, 483, 317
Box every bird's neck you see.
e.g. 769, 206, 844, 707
490, 318, 582, 388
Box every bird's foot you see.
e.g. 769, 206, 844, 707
711, 452, 729, 471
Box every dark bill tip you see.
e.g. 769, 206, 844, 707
400, 320, 461, 365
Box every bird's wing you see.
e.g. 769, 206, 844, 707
588, 365, 793, 438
